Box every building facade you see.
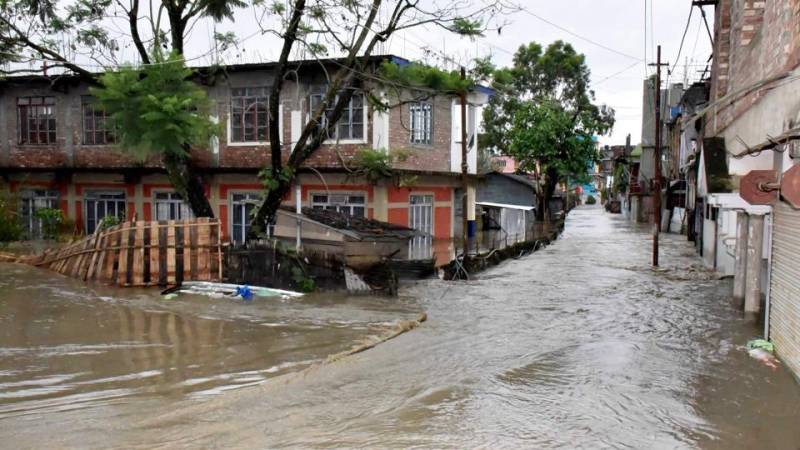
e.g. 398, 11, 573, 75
1, 56, 488, 264
703, 0, 800, 377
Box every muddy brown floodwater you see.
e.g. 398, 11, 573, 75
2, 206, 800, 449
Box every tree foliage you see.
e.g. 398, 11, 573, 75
91, 54, 216, 162
481, 40, 614, 216
507, 100, 600, 180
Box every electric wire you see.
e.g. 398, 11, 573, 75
669, 4, 694, 77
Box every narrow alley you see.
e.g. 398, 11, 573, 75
3, 206, 799, 449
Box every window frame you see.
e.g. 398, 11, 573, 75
308, 88, 368, 144
84, 190, 127, 234
16, 96, 57, 145
229, 191, 263, 244
227, 87, 283, 146
310, 191, 367, 218
409, 101, 434, 146
19, 189, 60, 239
81, 96, 116, 146
153, 191, 194, 221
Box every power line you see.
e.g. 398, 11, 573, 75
518, 6, 643, 62
699, 5, 714, 47
669, 4, 694, 76
593, 61, 642, 87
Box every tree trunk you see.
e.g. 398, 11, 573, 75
538, 167, 560, 221
249, 179, 292, 239
163, 147, 214, 218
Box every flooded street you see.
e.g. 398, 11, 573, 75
2, 207, 800, 449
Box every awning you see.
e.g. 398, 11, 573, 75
476, 201, 535, 211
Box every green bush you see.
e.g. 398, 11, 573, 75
99, 215, 121, 231
34, 208, 64, 240
0, 187, 23, 242
586, 195, 597, 205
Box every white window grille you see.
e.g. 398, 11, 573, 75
19, 189, 59, 239
230, 192, 262, 244
85, 191, 126, 234
311, 193, 366, 217
409, 101, 433, 145
154, 192, 194, 221
308, 89, 365, 141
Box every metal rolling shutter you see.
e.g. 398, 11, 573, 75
769, 201, 800, 376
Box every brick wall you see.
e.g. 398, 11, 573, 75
1, 70, 458, 174
387, 94, 453, 173
709, 0, 800, 135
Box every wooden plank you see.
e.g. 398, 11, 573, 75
142, 223, 151, 285
148, 222, 159, 285
175, 224, 184, 285
217, 220, 223, 280
158, 221, 168, 286
166, 220, 176, 285
197, 218, 210, 281
91, 229, 107, 281
116, 222, 130, 286
81, 232, 98, 280
209, 219, 219, 281
108, 223, 127, 284
54, 246, 66, 271
188, 221, 198, 281
57, 243, 75, 274
79, 235, 94, 278
132, 221, 145, 286
125, 223, 136, 286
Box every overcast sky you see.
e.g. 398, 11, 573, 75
180, 0, 714, 147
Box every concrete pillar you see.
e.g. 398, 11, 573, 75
134, 182, 144, 220
373, 185, 388, 222
744, 214, 765, 314
733, 211, 749, 305
466, 183, 476, 238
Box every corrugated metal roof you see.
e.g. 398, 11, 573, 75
476, 202, 535, 211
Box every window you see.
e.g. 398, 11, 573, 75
82, 96, 116, 145
154, 192, 194, 221
17, 96, 56, 145
309, 89, 365, 141
230, 192, 262, 244
409, 102, 433, 145
19, 189, 59, 239
311, 193, 366, 217
85, 191, 126, 234
230, 87, 269, 142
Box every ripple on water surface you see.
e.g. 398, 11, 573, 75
0, 266, 422, 420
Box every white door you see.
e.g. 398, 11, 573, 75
409, 194, 433, 260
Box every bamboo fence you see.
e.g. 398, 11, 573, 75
11, 218, 223, 287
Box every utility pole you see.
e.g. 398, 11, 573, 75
460, 66, 469, 258
649, 45, 668, 267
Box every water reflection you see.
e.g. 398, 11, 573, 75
0, 266, 421, 418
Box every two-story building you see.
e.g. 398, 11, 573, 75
1, 55, 489, 263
